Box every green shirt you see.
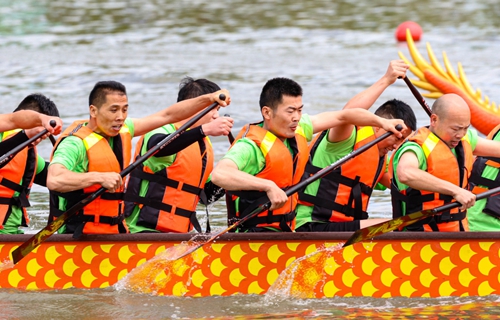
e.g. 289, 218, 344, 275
50, 119, 135, 233
222, 114, 314, 231
295, 127, 356, 228
392, 128, 478, 215
468, 129, 500, 231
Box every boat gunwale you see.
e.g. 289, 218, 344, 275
0, 231, 498, 242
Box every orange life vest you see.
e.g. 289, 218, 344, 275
0, 130, 37, 229
298, 126, 385, 222
123, 124, 213, 233
226, 122, 309, 231
469, 124, 500, 218
49, 120, 132, 236
391, 126, 474, 231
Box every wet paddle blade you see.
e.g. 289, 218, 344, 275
343, 209, 434, 247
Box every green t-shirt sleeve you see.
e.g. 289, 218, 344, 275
392, 142, 426, 190
125, 118, 135, 138
323, 127, 356, 154
467, 128, 478, 151
36, 154, 46, 174
299, 114, 314, 142
50, 136, 88, 172
222, 138, 265, 176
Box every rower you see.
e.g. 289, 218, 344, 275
392, 93, 500, 231
295, 60, 417, 232
211, 77, 406, 232
123, 77, 234, 234
47, 80, 230, 237
0, 94, 62, 234
463, 124, 500, 231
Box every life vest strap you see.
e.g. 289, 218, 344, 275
298, 192, 368, 220
72, 214, 127, 239
0, 195, 30, 208
124, 193, 202, 232
226, 190, 265, 200
132, 169, 203, 195
432, 210, 466, 223
99, 192, 124, 200
390, 190, 436, 204
469, 174, 499, 190
304, 163, 373, 196
235, 211, 296, 232
0, 177, 25, 193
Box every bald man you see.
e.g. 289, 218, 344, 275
391, 93, 500, 232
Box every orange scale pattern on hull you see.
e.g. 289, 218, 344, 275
1, 236, 500, 298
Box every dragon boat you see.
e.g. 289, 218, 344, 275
2, 34, 500, 299
2, 231, 500, 298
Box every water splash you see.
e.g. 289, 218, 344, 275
266, 242, 345, 299
0, 258, 14, 272
114, 233, 212, 294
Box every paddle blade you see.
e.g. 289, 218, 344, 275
116, 239, 205, 294
343, 209, 434, 247
11, 212, 70, 264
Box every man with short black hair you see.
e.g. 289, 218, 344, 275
211, 76, 406, 232
47, 80, 230, 236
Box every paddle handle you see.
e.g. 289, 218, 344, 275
432, 185, 500, 213
402, 76, 432, 117
223, 114, 235, 144
0, 120, 56, 166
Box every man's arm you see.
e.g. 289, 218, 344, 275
132, 90, 230, 137
474, 137, 500, 158
396, 151, 475, 210
47, 138, 122, 193
47, 164, 123, 193
310, 109, 406, 138
211, 158, 288, 211
0, 110, 62, 135
329, 60, 409, 143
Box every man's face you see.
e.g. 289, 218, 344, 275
91, 92, 128, 138
431, 112, 470, 149
375, 126, 413, 156
263, 95, 303, 141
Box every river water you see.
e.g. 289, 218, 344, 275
1, 0, 500, 318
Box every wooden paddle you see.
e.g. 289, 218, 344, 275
223, 114, 235, 144
0, 120, 56, 167
402, 76, 432, 116
11, 96, 225, 264
343, 185, 500, 247
169, 124, 403, 261
49, 135, 57, 146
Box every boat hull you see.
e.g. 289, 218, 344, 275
1, 232, 499, 298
